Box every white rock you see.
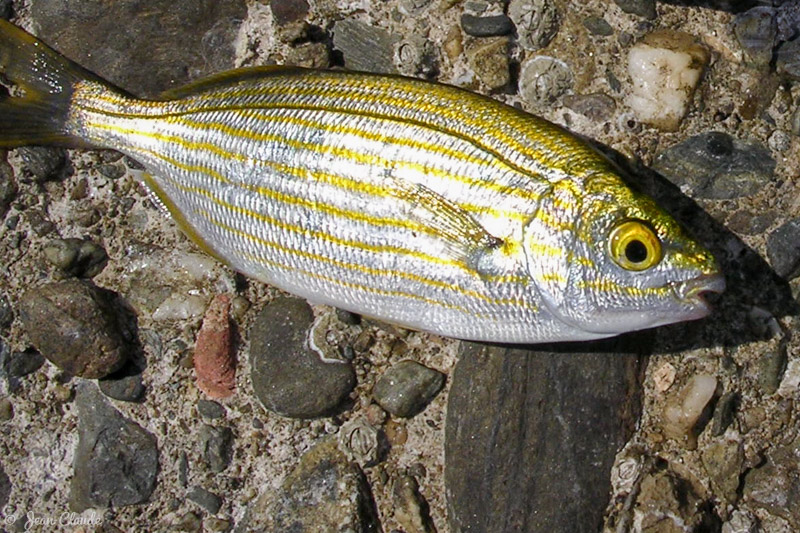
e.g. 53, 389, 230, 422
662, 374, 717, 441
626, 30, 709, 131
152, 293, 209, 321
777, 358, 800, 397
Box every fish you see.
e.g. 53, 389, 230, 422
0, 20, 725, 343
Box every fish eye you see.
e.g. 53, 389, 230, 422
608, 220, 662, 271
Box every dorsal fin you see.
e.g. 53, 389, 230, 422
157, 65, 306, 100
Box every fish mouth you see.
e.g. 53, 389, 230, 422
669, 273, 726, 316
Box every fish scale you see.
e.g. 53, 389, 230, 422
0, 20, 725, 343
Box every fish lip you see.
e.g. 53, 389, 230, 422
669, 273, 726, 313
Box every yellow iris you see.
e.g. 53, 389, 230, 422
608, 220, 662, 271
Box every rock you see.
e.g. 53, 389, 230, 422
0, 461, 10, 510
3, 348, 45, 380
508, 0, 560, 51
194, 294, 236, 400
726, 209, 777, 235
766, 218, 800, 280
258, 436, 379, 532
199, 424, 233, 473
98, 360, 146, 402
734, 7, 777, 67
460, 14, 513, 37
30, 0, 248, 97
518, 55, 573, 108
338, 417, 381, 466
613, 0, 656, 19
757, 343, 788, 395
250, 297, 355, 419
0, 157, 16, 220
465, 36, 510, 89
18, 280, 131, 379
582, 16, 613, 36
722, 510, 758, 533
197, 399, 226, 420
205, 517, 232, 532
776, 38, 800, 81
0, 0, 11, 20
0, 293, 11, 331
187, 486, 223, 514
393, 475, 435, 533
333, 18, 399, 74
446, 336, 647, 533
563, 93, 616, 122
69, 382, 158, 511
635, 469, 719, 531
710, 392, 739, 436
627, 30, 709, 131
24, 209, 56, 236
653, 132, 775, 199
285, 42, 331, 69
701, 439, 744, 505
14, 146, 66, 182
662, 374, 717, 447
270, 0, 309, 25
373, 360, 445, 418
742, 435, 800, 527
42, 238, 108, 278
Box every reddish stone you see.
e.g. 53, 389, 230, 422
194, 294, 236, 399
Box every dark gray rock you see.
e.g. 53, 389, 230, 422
734, 7, 777, 67
98, 360, 146, 402
69, 382, 158, 511
777, 39, 800, 81
270, 0, 309, 25
197, 399, 226, 419
29, 0, 247, 97
95, 162, 126, 180
333, 18, 399, 74
199, 424, 233, 473
767, 218, 800, 280
0, 292, 11, 331
187, 486, 223, 514
15, 146, 66, 183
711, 392, 738, 436
583, 16, 613, 36
563, 93, 617, 122
0, 461, 10, 509
726, 209, 777, 235
250, 297, 356, 419
373, 360, 445, 418
0, 0, 12, 20
613, 0, 656, 19
742, 435, 800, 528
653, 132, 775, 199
446, 336, 647, 533
43, 238, 108, 278
460, 14, 513, 37
0, 157, 16, 220
18, 279, 131, 378
4, 348, 45, 379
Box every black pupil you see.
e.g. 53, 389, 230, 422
625, 240, 648, 263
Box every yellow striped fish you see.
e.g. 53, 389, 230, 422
0, 20, 724, 343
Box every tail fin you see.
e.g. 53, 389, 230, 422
0, 20, 102, 147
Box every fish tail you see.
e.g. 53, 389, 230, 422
0, 19, 104, 147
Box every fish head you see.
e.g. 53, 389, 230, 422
523, 172, 725, 338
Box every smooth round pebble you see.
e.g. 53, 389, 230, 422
460, 14, 513, 37
373, 360, 445, 418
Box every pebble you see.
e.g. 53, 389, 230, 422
508, 0, 560, 51
562, 93, 616, 122
3, 348, 45, 379
518, 55, 573, 108
726, 209, 777, 235
582, 16, 613, 36
662, 374, 717, 447
701, 439, 744, 505
710, 392, 739, 436
333, 18, 399, 74
373, 360, 445, 418
460, 13, 513, 37
285, 42, 331, 69
205, 517, 232, 532
0, 158, 16, 220
465, 36, 510, 89
757, 343, 788, 395
626, 30, 709, 131
18, 280, 131, 379
69, 382, 158, 511
652, 132, 775, 199
197, 399, 226, 420
447, 337, 648, 532
734, 7, 777, 67
613, 0, 656, 19
269, 0, 309, 25
741, 435, 800, 528
776, 38, 800, 80
30, 0, 247, 97
392, 475, 435, 533
766, 218, 800, 280
250, 297, 355, 419
187, 486, 223, 515
194, 295, 236, 400
98, 360, 146, 402
15, 146, 66, 182
0, 397, 12, 421
24, 209, 56, 236
199, 424, 233, 473
42, 238, 108, 278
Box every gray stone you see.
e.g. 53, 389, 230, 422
18, 280, 131, 378
766, 218, 800, 280
613, 0, 656, 19
460, 14, 513, 37
333, 18, 399, 74
199, 424, 233, 473
197, 399, 226, 419
15, 146, 66, 183
43, 238, 108, 278
187, 486, 223, 514
734, 7, 777, 67
563, 93, 617, 122
373, 360, 445, 418
582, 16, 613, 36
0, 292, 11, 331
518, 55, 573, 107
270, 0, 309, 25
250, 297, 356, 419
653, 132, 775, 200
742, 435, 800, 528
0, 461, 10, 510
726, 209, 777, 235
0, 0, 11, 20
29, 0, 247, 97
69, 382, 158, 511
508, 0, 560, 51
98, 360, 146, 402
4, 348, 45, 379
0, 157, 16, 220
446, 336, 647, 533
776, 38, 800, 81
